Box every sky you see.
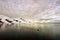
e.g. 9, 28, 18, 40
0, 0, 60, 20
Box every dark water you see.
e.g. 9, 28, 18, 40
0, 30, 49, 40
0, 29, 59, 40
0, 23, 60, 40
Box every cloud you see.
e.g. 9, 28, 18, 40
0, 0, 60, 20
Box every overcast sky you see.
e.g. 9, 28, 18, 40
0, 0, 60, 20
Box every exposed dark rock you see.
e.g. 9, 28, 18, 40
5, 19, 13, 23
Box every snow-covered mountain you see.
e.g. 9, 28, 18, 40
0, 15, 27, 24
0, 15, 60, 24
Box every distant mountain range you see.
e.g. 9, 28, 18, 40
0, 15, 60, 24
0, 15, 27, 24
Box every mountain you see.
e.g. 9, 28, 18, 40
0, 15, 28, 24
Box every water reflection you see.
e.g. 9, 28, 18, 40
0, 22, 60, 40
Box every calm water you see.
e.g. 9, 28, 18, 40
0, 23, 60, 40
